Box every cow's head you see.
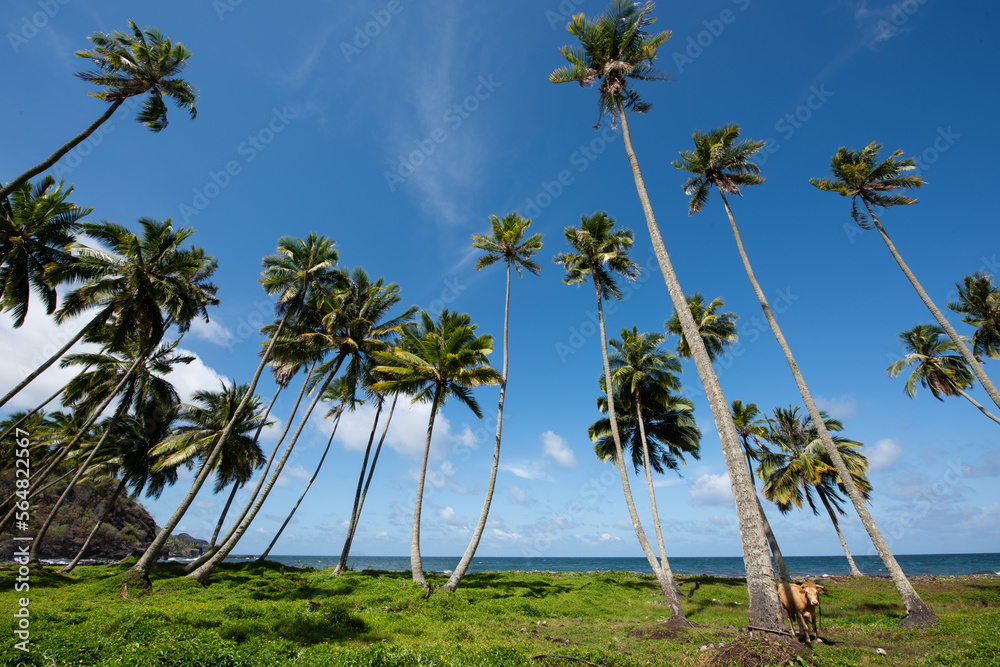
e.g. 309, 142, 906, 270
801, 582, 826, 606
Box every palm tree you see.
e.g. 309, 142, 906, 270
555, 213, 690, 610
589, 328, 699, 619
551, 3, 785, 632
730, 400, 795, 582
373, 309, 501, 586
0, 177, 90, 327
665, 293, 739, 362
0, 20, 197, 201
888, 324, 1000, 426
446, 212, 543, 592
811, 142, 1000, 418
677, 126, 934, 626
949, 272, 1000, 361
188, 268, 413, 584
758, 407, 871, 578
135, 234, 337, 580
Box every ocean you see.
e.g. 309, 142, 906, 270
225, 553, 1000, 578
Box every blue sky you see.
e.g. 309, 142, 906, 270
2, 0, 998, 563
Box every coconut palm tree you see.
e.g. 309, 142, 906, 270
588, 328, 699, 619
0, 177, 90, 328
446, 212, 543, 592
0, 20, 197, 201
551, 3, 785, 631
373, 309, 501, 586
676, 125, 934, 625
135, 234, 337, 580
188, 269, 413, 584
665, 293, 739, 362
949, 272, 1000, 361
554, 212, 692, 613
811, 142, 999, 419
758, 407, 871, 577
888, 324, 1000, 426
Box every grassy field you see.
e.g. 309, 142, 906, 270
0, 560, 997, 666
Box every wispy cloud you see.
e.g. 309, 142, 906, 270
542, 430, 578, 468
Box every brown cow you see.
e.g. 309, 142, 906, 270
777, 581, 826, 643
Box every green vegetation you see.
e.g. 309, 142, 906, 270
1, 562, 997, 666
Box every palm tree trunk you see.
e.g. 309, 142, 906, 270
187, 359, 343, 584
258, 406, 342, 560
0, 307, 110, 410
333, 394, 397, 576
29, 395, 131, 563
817, 489, 863, 577
0, 101, 124, 201
635, 392, 687, 619
0, 379, 70, 443
590, 275, 679, 614
446, 261, 512, 591
59, 477, 127, 573
865, 201, 1000, 413
209, 483, 241, 549
0, 470, 72, 535
616, 106, 785, 635
184, 368, 311, 574
720, 192, 935, 626
135, 309, 292, 579
332, 400, 383, 574
744, 454, 792, 584
411, 385, 443, 587
956, 386, 1000, 426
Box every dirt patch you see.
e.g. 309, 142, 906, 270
703, 635, 812, 667
628, 616, 694, 641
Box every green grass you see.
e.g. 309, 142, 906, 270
0, 561, 997, 666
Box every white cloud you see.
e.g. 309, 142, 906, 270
438, 506, 464, 526
815, 394, 859, 419
508, 485, 533, 505
500, 460, 551, 481
868, 438, 902, 472
542, 430, 578, 468
492, 528, 522, 542
169, 348, 229, 404
332, 398, 475, 461
689, 473, 734, 507
276, 464, 312, 488
188, 318, 234, 348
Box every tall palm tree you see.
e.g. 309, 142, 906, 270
446, 212, 543, 592
135, 234, 337, 580
811, 142, 1000, 418
729, 400, 795, 582
550, 3, 785, 632
554, 213, 690, 612
0, 20, 197, 201
589, 328, 699, 619
0, 177, 90, 328
665, 293, 738, 362
188, 268, 413, 584
949, 272, 1000, 361
677, 125, 934, 625
888, 324, 1000, 426
373, 309, 501, 586
758, 407, 871, 578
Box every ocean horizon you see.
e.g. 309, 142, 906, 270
216, 552, 1000, 578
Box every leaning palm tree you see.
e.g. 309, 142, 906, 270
811, 142, 1000, 419
758, 407, 871, 578
551, 3, 785, 632
888, 324, 1000, 426
0, 177, 90, 328
554, 213, 691, 615
446, 212, 543, 592
373, 309, 501, 586
949, 272, 1000, 361
135, 234, 337, 581
676, 125, 934, 626
0, 20, 197, 200
665, 293, 738, 363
